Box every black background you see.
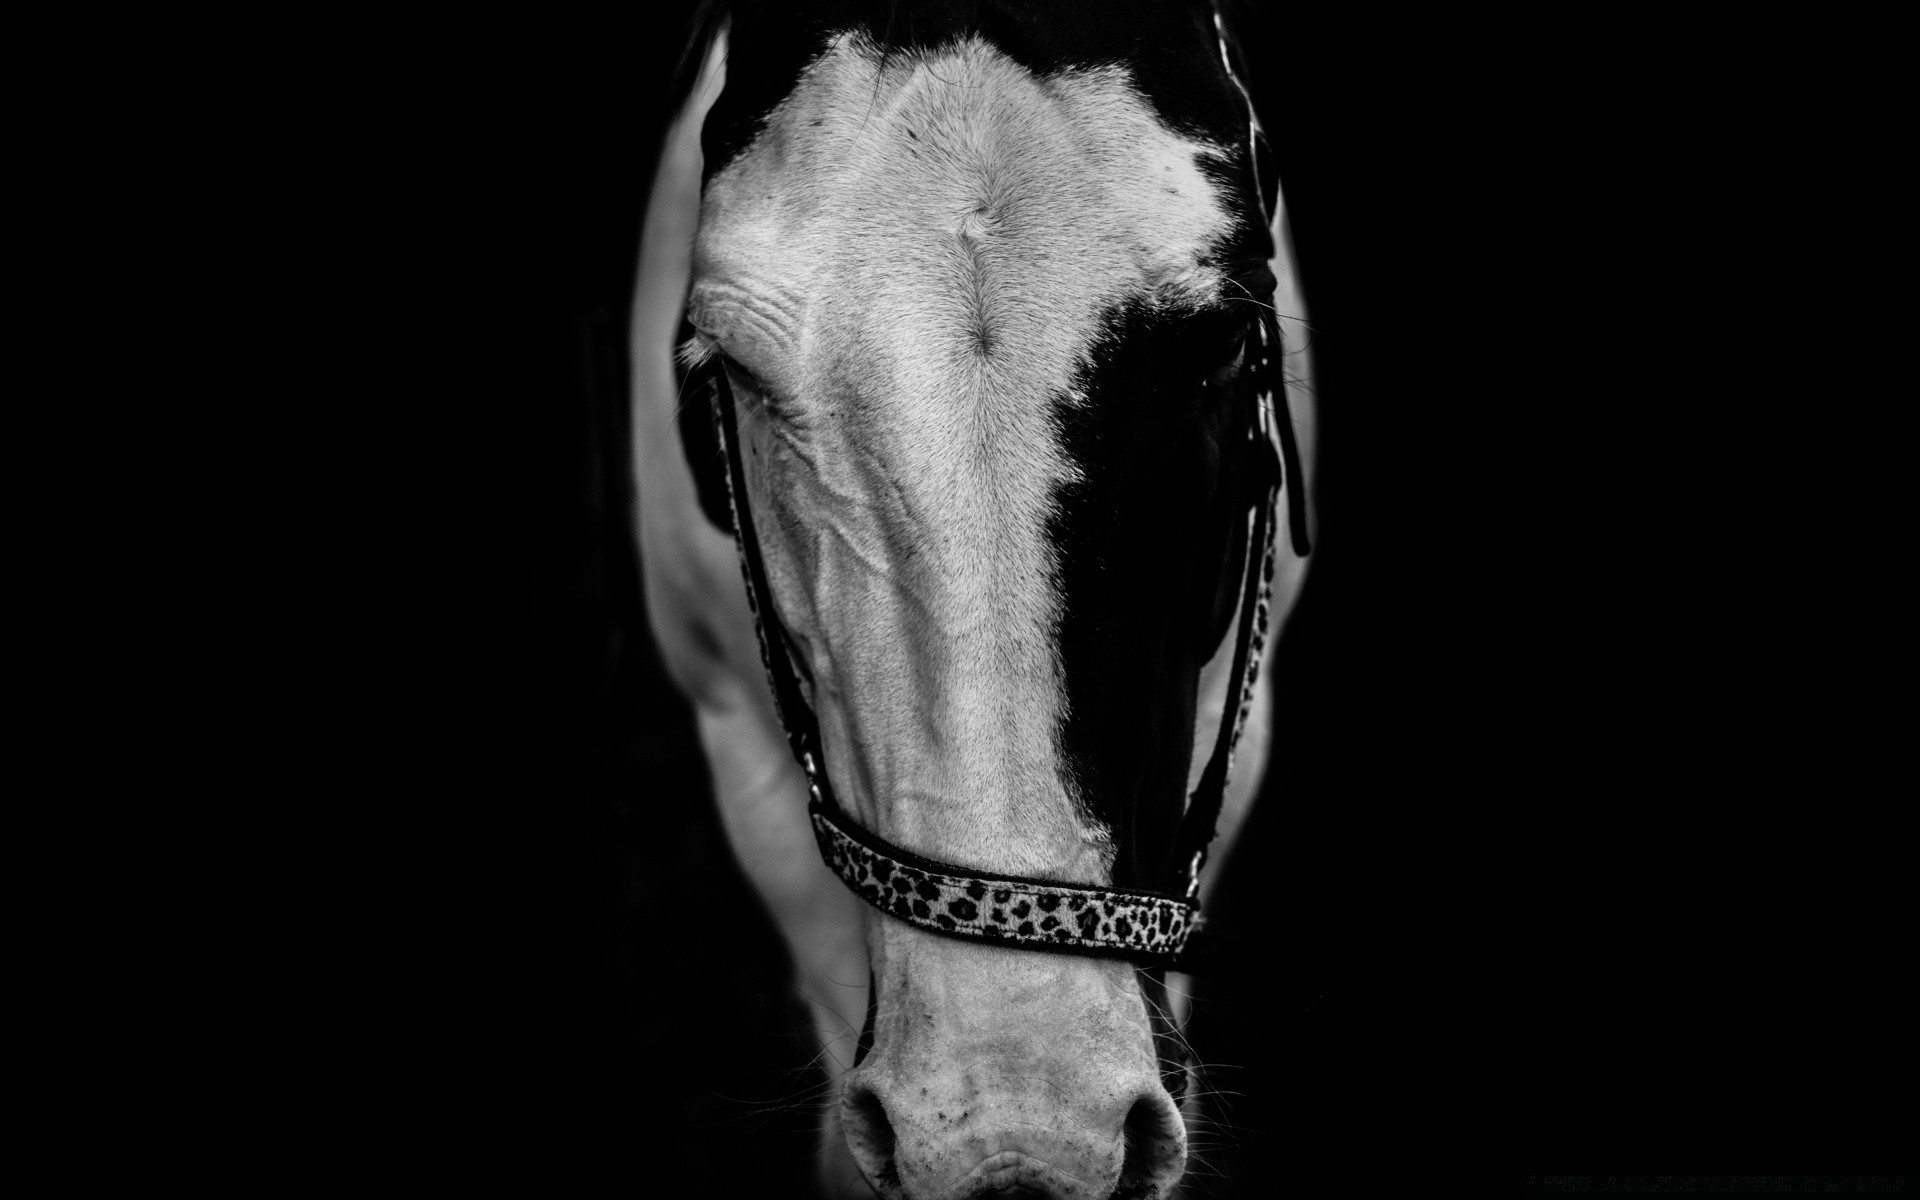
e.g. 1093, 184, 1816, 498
334, 5, 1907, 1193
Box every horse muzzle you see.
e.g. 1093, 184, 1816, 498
837, 931, 1188, 1200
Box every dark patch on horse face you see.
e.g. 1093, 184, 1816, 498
703, 0, 1255, 183
1048, 297, 1266, 892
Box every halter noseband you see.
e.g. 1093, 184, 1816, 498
698, 13, 1307, 975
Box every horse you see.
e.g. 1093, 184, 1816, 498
631, 3, 1315, 1195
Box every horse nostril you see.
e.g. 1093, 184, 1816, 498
1116, 1090, 1188, 1198
840, 1080, 900, 1193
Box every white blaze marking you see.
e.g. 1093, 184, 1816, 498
689, 33, 1239, 882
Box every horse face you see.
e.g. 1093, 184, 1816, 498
685, 12, 1271, 1197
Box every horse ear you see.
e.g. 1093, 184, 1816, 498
673, 317, 735, 536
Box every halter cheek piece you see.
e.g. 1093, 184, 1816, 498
697, 15, 1308, 976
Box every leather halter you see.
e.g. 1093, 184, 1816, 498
695, 14, 1308, 975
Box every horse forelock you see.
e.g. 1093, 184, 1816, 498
687, 12, 1269, 887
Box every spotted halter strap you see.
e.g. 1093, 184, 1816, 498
700, 12, 1308, 974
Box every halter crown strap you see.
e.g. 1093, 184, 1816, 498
694, 10, 1306, 974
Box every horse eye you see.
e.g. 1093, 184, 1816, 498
1202, 333, 1251, 394
719, 352, 772, 411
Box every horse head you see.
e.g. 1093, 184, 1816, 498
645, 4, 1311, 1195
